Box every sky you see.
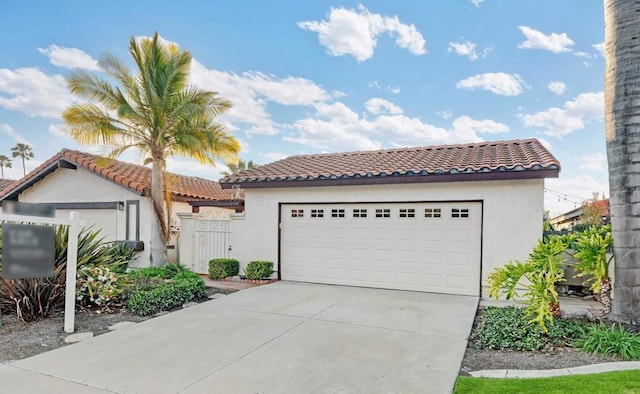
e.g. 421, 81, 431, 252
0, 1, 607, 216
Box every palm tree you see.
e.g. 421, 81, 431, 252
222, 159, 256, 176
0, 155, 12, 178
604, 0, 640, 321
11, 143, 33, 176
63, 32, 240, 266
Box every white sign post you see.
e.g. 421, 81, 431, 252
0, 211, 83, 333
64, 212, 80, 333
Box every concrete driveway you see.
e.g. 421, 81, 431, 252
3, 282, 478, 394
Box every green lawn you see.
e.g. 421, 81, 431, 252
454, 371, 640, 394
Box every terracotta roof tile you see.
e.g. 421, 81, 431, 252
0, 149, 240, 202
221, 139, 559, 187
0, 179, 16, 192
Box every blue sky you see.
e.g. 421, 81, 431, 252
1, 1, 606, 215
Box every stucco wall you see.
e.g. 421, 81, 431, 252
230, 178, 545, 296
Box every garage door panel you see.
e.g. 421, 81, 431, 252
281, 202, 481, 296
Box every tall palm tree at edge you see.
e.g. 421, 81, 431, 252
63, 32, 240, 266
604, 0, 640, 322
0, 155, 12, 178
11, 143, 33, 176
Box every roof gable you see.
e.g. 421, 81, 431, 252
0, 149, 240, 202
220, 139, 560, 189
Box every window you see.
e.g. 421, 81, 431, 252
424, 208, 442, 218
291, 209, 304, 218
331, 209, 345, 218
311, 209, 324, 218
375, 208, 391, 218
399, 208, 415, 218
353, 208, 367, 218
451, 208, 469, 218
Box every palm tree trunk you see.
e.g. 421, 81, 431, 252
21, 157, 25, 176
150, 157, 168, 266
605, 0, 640, 323
1, 165, 4, 178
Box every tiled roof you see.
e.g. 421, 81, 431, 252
0, 149, 240, 202
0, 178, 16, 192
220, 139, 559, 188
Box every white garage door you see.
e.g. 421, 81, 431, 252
57, 209, 120, 242
280, 202, 482, 296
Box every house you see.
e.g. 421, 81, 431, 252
0, 149, 242, 267
549, 199, 610, 230
220, 138, 560, 297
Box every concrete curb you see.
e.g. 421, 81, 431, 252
469, 361, 640, 378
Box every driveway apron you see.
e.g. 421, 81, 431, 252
7, 281, 478, 394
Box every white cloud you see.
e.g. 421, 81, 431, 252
436, 109, 453, 120
261, 152, 289, 162
545, 175, 609, 217
190, 60, 333, 135
456, 72, 526, 96
1, 123, 32, 146
284, 101, 508, 152
470, 0, 484, 6
579, 152, 606, 172
538, 138, 553, 150
547, 81, 566, 95
593, 42, 605, 56
388, 86, 401, 94
574, 51, 593, 59
517, 26, 574, 53
520, 92, 603, 137
297, 5, 426, 62
0, 67, 74, 118
38, 45, 100, 71
448, 40, 480, 61
365, 98, 403, 115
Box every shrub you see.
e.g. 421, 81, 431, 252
208, 258, 240, 279
76, 265, 123, 306
472, 306, 585, 351
104, 241, 137, 273
0, 226, 111, 321
164, 262, 189, 277
575, 323, 640, 360
126, 269, 206, 316
127, 266, 173, 280
244, 261, 274, 280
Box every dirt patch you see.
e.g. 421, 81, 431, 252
0, 287, 232, 362
459, 307, 636, 375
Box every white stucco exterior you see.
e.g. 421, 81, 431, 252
230, 178, 544, 296
15, 166, 234, 267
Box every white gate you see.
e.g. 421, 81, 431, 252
194, 220, 231, 273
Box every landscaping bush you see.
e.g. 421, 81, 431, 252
208, 258, 240, 279
575, 322, 640, 360
164, 262, 189, 277
472, 306, 585, 351
244, 260, 274, 280
127, 266, 173, 280
126, 268, 206, 316
0, 226, 113, 321
76, 265, 123, 306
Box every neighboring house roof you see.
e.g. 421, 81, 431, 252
220, 138, 560, 189
549, 198, 610, 228
0, 178, 16, 192
0, 149, 241, 204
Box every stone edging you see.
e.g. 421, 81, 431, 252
469, 361, 640, 378
219, 277, 279, 284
